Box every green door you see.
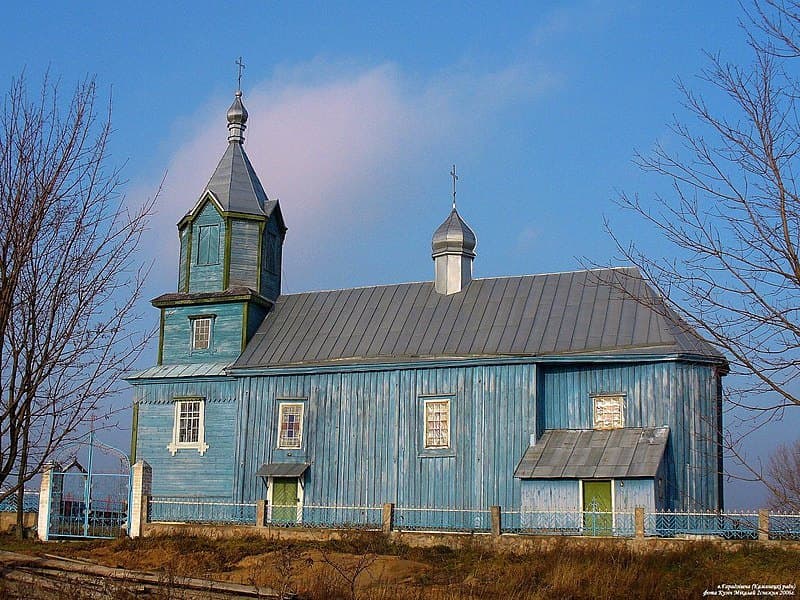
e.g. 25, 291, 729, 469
583, 480, 613, 535
271, 478, 298, 523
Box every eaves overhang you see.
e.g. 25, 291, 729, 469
151, 287, 274, 309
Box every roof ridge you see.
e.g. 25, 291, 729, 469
278, 266, 637, 298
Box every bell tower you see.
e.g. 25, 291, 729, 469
152, 88, 287, 365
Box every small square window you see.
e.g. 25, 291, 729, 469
278, 402, 304, 449
424, 399, 450, 449
593, 395, 624, 430
192, 318, 212, 350
168, 398, 209, 455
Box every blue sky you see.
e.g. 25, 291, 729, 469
3, 1, 793, 507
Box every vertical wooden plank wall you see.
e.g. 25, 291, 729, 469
538, 361, 721, 511
188, 202, 225, 293
161, 303, 245, 365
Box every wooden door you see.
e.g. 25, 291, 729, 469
583, 480, 613, 535
271, 478, 298, 523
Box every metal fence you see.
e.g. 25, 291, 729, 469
144, 498, 800, 540
394, 507, 490, 532
643, 511, 760, 539
0, 490, 40, 513
150, 497, 256, 524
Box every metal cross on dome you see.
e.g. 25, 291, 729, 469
236, 57, 246, 91
450, 164, 458, 210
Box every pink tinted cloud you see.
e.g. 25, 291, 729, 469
135, 60, 553, 294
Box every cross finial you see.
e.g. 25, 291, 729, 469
236, 57, 246, 92
450, 164, 458, 210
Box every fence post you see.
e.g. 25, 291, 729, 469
37, 462, 60, 541
634, 507, 645, 539
129, 460, 152, 538
490, 505, 502, 537
758, 509, 770, 541
382, 502, 394, 534
256, 499, 267, 527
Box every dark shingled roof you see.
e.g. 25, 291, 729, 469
514, 427, 669, 479
234, 267, 724, 369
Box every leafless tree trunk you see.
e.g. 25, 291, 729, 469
0, 72, 155, 536
605, 1, 800, 496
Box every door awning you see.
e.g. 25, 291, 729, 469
514, 427, 669, 479
255, 462, 310, 478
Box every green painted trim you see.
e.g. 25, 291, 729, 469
227, 352, 726, 377
256, 221, 265, 293
242, 302, 249, 350
223, 218, 232, 289
184, 226, 193, 292
157, 309, 165, 365
130, 403, 139, 464
152, 293, 273, 309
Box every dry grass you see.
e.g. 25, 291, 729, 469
1, 532, 798, 599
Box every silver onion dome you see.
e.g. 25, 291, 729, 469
431, 208, 477, 258
227, 91, 248, 143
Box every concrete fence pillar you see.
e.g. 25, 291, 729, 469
256, 499, 267, 527
382, 503, 395, 534
490, 505, 502, 537
758, 509, 770, 541
129, 460, 152, 538
634, 507, 645, 538
37, 462, 61, 541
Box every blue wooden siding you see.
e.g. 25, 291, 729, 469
229, 219, 260, 289
538, 361, 721, 511
188, 201, 225, 293
521, 479, 579, 511
232, 363, 537, 511
614, 479, 655, 512
161, 303, 245, 365
259, 217, 282, 300
178, 226, 189, 292
133, 378, 238, 498
246, 303, 268, 345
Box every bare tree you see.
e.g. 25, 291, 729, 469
765, 439, 800, 511
0, 72, 154, 535
605, 1, 800, 494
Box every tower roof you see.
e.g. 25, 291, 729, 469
431, 207, 477, 258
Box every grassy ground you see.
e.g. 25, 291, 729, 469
1, 532, 798, 599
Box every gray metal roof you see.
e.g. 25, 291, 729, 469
234, 267, 724, 369
255, 463, 310, 478
125, 362, 231, 380
200, 142, 272, 217
514, 427, 669, 479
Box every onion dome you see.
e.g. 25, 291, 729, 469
226, 91, 248, 143
431, 208, 477, 258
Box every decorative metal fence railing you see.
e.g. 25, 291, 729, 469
394, 507, 491, 532
0, 490, 39, 513
150, 497, 256, 524
502, 510, 636, 537
266, 504, 383, 529
768, 513, 800, 540
643, 511, 760, 539
143, 498, 800, 541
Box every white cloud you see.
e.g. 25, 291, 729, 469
134, 59, 556, 295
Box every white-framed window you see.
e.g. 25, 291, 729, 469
192, 317, 212, 350
593, 395, 624, 430
167, 398, 209, 455
277, 402, 304, 449
424, 399, 450, 449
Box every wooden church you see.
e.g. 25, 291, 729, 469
127, 89, 727, 529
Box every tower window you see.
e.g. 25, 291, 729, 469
191, 317, 212, 350
197, 224, 220, 265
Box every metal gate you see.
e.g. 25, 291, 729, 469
46, 432, 131, 539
